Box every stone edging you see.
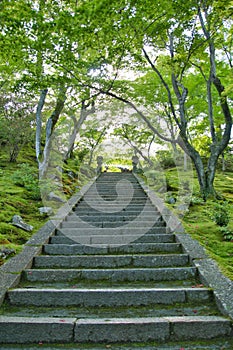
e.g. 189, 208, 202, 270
0, 177, 97, 305
134, 173, 233, 321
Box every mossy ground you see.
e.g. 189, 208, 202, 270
152, 167, 233, 281
0, 147, 94, 266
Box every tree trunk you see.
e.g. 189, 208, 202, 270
222, 153, 226, 172
63, 101, 95, 162
88, 149, 95, 166
35, 89, 48, 163
39, 89, 66, 178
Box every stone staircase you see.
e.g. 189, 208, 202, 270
0, 172, 233, 348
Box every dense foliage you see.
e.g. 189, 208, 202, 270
0, 0, 232, 198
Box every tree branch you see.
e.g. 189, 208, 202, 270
142, 47, 181, 129
99, 89, 177, 144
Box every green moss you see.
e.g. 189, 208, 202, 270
157, 167, 233, 281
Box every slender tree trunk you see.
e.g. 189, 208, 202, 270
63, 101, 95, 162
35, 89, 48, 163
87, 126, 107, 166
39, 88, 66, 178
222, 153, 226, 172
88, 148, 95, 166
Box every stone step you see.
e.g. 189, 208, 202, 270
95, 180, 141, 183
50, 234, 175, 245
7, 287, 212, 307
85, 187, 143, 193
61, 220, 166, 228
56, 227, 169, 237
80, 194, 147, 198
1, 302, 219, 319
34, 254, 190, 268
70, 212, 161, 219
89, 186, 142, 190
23, 267, 197, 283
72, 316, 233, 343
81, 196, 147, 200
74, 208, 157, 215
74, 209, 159, 215
0, 316, 231, 344
43, 242, 182, 255
66, 214, 165, 223
75, 203, 153, 208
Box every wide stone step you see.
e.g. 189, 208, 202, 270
7, 287, 212, 307
74, 209, 157, 215
87, 194, 144, 198
70, 213, 161, 220
34, 254, 190, 268
74, 210, 159, 217
0, 303, 219, 319
23, 267, 197, 282
66, 214, 165, 223
43, 243, 182, 255
50, 234, 175, 245
89, 186, 143, 191
77, 197, 148, 201
83, 196, 148, 204
0, 316, 231, 343
61, 221, 166, 229
75, 203, 154, 209
56, 227, 168, 237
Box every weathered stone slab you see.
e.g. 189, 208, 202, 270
0, 316, 75, 343
23, 267, 196, 283
43, 242, 182, 255
56, 227, 167, 237
50, 233, 173, 245
34, 253, 189, 269
75, 317, 170, 342
7, 288, 185, 307
168, 316, 232, 340
7, 287, 212, 307
69, 214, 160, 222
62, 220, 164, 229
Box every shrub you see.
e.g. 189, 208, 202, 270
11, 163, 41, 200
210, 202, 230, 227
155, 150, 176, 169
219, 226, 233, 241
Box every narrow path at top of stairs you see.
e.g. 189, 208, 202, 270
0, 172, 233, 348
